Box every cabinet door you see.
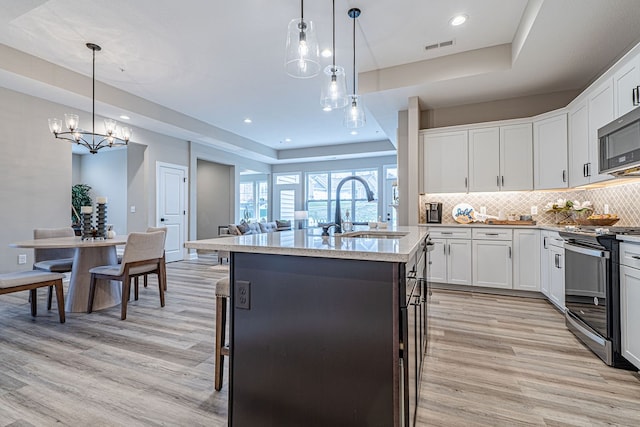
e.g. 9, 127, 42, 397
423, 131, 468, 193
539, 231, 551, 297
500, 123, 533, 191
549, 245, 565, 310
620, 265, 640, 369
534, 114, 568, 190
513, 229, 540, 291
427, 238, 447, 283
588, 79, 615, 184
447, 239, 472, 286
472, 240, 512, 289
468, 127, 500, 192
568, 101, 590, 187
614, 54, 640, 118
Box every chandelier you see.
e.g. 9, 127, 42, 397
48, 43, 132, 154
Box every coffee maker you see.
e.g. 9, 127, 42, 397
426, 202, 443, 223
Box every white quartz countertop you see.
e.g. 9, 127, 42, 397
617, 235, 640, 244
185, 226, 429, 263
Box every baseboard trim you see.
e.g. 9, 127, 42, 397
430, 282, 546, 299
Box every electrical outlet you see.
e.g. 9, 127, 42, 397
18, 254, 27, 264
235, 281, 251, 310
531, 206, 538, 215
130, 205, 136, 213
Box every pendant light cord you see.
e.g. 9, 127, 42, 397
301, 0, 304, 20
352, 9, 356, 97
92, 46, 96, 144
332, 0, 336, 72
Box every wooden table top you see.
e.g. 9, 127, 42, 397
9, 235, 128, 249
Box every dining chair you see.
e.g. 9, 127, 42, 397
33, 227, 75, 310
87, 231, 166, 320
134, 226, 168, 295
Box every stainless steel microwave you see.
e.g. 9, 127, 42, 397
599, 106, 640, 176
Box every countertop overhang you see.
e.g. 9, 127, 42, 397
185, 226, 428, 263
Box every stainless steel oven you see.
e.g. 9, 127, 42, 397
560, 228, 636, 369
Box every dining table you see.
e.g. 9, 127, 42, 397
10, 235, 127, 313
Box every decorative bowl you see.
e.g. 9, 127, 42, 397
575, 218, 620, 226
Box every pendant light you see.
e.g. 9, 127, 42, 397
285, 0, 320, 78
344, 8, 366, 129
320, 0, 348, 111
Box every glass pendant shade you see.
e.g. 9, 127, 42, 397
48, 118, 62, 134
65, 114, 79, 131
104, 118, 117, 136
320, 65, 348, 110
344, 95, 366, 129
285, 18, 320, 78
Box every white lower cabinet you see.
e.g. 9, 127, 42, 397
549, 243, 565, 310
428, 228, 471, 286
472, 228, 512, 289
513, 229, 540, 291
619, 243, 640, 369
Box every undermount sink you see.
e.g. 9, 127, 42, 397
340, 231, 409, 239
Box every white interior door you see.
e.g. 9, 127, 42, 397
157, 162, 188, 262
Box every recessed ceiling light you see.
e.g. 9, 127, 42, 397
350, 131, 358, 135
321, 48, 332, 58
119, 115, 130, 120
323, 106, 332, 112
284, 138, 292, 142
243, 118, 252, 124
450, 14, 467, 26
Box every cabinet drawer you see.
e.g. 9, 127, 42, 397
620, 243, 640, 269
472, 228, 513, 240
429, 228, 472, 239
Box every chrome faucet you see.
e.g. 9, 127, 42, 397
334, 176, 375, 234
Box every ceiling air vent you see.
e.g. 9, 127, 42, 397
424, 39, 455, 51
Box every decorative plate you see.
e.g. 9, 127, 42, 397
452, 203, 475, 224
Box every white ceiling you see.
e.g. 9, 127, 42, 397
1, 0, 640, 162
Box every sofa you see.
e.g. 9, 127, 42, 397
227, 220, 291, 236
216, 220, 292, 263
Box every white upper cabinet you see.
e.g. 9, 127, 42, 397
568, 100, 590, 187
614, 52, 640, 118
588, 78, 615, 184
423, 131, 468, 193
468, 124, 532, 192
534, 113, 568, 190
500, 123, 533, 191
468, 127, 500, 192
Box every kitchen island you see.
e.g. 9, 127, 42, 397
185, 226, 429, 427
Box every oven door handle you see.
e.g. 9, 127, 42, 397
564, 243, 610, 259
565, 312, 606, 347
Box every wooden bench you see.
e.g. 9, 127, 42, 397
0, 271, 66, 323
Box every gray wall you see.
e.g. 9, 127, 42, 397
197, 159, 232, 239
78, 148, 128, 237
421, 90, 580, 129
1, 87, 72, 272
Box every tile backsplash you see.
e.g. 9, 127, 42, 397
418, 179, 640, 225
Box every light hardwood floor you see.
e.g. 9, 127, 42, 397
1, 256, 639, 426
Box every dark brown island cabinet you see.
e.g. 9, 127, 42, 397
228, 239, 429, 426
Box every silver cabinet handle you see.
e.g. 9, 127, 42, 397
583, 164, 587, 178
496, 176, 500, 187
441, 232, 453, 235
554, 253, 559, 268
631, 255, 640, 260
587, 163, 592, 177
562, 170, 567, 183
543, 236, 548, 249
634, 86, 640, 107
508, 247, 512, 259
485, 233, 499, 236
501, 176, 504, 186
464, 177, 468, 188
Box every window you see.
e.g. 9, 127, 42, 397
306, 169, 379, 226
239, 178, 269, 222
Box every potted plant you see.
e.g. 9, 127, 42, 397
71, 184, 92, 235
